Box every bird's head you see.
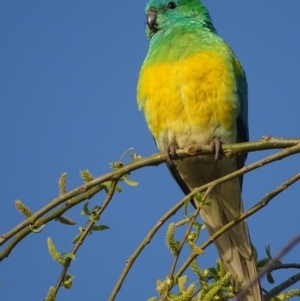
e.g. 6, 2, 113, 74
145, 0, 216, 38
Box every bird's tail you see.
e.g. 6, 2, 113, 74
200, 185, 263, 301
215, 236, 263, 301
173, 156, 263, 300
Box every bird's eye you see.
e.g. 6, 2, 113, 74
167, 1, 177, 9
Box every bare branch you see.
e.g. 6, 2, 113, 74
271, 263, 300, 271
264, 272, 300, 300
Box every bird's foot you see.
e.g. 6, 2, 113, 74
165, 144, 178, 166
210, 137, 223, 162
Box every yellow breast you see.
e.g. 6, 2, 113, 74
137, 51, 240, 143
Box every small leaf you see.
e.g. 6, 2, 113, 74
192, 221, 204, 241
188, 231, 197, 242
123, 176, 138, 186
194, 192, 202, 203
187, 221, 204, 244
265, 245, 282, 265
72, 228, 84, 244
62, 252, 75, 260
91, 225, 110, 231
265, 245, 272, 260
115, 184, 122, 192
91, 205, 100, 212
81, 202, 90, 216
209, 267, 218, 277
184, 197, 190, 217
72, 233, 83, 244
256, 257, 270, 268
100, 181, 112, 192
266, 272, 275, 284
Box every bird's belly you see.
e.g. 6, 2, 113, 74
137, 51, 240, 152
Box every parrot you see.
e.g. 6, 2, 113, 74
137, 0, 262, 300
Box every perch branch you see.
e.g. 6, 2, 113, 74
1, 138, 299, 246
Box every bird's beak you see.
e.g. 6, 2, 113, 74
147, 8, 157, 30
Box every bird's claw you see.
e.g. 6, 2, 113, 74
165, 144, 178, 165
210, 137, 223, 162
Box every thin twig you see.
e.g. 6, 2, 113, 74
0, 184, 104, 261
264, 272, 300, 301
235, 234, 300, 301
271, 263, 300, 271
54, 180, 118, 297
108, 193, 187, 301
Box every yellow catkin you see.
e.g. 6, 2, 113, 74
58, 172, 67, 195
15, 200, 32, 218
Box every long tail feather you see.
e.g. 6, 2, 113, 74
174, 157, 263, 301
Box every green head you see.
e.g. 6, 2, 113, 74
145, 0, 216, 39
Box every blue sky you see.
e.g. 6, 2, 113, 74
1, 1, 300, 300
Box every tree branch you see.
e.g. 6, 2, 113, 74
271, 263, 300, 271
175, 172, 300, 280
0, 184, 104, 260
108, 142, 300, 301
264, 272, 300, 300
108, 190, 188, 301
0, 138, 299, 300
1, 138, 299, 246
